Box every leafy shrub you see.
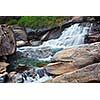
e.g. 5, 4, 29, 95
17, 16, 72, 29
0, 16, 72, 29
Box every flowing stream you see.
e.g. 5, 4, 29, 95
42, 23, 89, 48
16, 23, 91, 83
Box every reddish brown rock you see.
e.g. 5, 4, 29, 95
47, 63, 100, 83
45, 42, 100, 75
45, 62, 77, 75
85, 34, 100, 43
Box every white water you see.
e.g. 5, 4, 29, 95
16, 23, 91, 83
17, 24, 90, 51
24, 74, 52, 83
41, 23, 89, 48
17, 23, 90, 60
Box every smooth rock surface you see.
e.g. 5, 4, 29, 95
45, 62, 77, 75
47, 63, 100, 83
45, 42, 100, 75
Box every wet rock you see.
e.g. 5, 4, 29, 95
84, 22, 100, 43
8, 72, 24, 83
23, 68, 36, 79
0, 62, 10, 82
45, 42, 100, 75
85, 34, 100, 43
31, 41, 42, 46
36, 68, 45, 78
17, 46, 53, 59
25, 26, 62, 42
8, 71, 16, 82
16, 40, 28, 47
48, 63, 100, 83
0, 25, 16, 56
16, 64, 30, 73
40, 28, 62, 41
0, 72, 8, 83
25, 27, 37, 40
14, 73, 24, 83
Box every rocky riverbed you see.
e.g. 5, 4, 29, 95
1, 16, 100, 83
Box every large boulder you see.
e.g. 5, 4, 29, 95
47, 63, 100, 83
45, 42, 100, 75
0, 25, 16, 56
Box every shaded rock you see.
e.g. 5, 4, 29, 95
13, 73, 24, 83
25, 27, 37, 41
8, 71, 16, 82
24, 68, 36, 78
45, 42, 100, 75
0, 25, 16, 56
8, 72, 24, 83
16, 64, 30, 73
85, 34, 100, 43
0, 72, 8, 83
36, 68, 45, 78
0, 62, 9, 83
26, 27, 62, 41
47, 63, 100, 83
84, 22, 100, 43
8, 68, 36, 83
12, 25, 27, 41
41, 28, 62, 41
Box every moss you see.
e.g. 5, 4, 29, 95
16, 57, 49, 67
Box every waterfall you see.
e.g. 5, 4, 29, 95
41, 23, 90, 48
16, 23, 91, 83
17, 23, 91, 60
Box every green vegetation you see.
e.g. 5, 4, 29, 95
7, 19, 18, 25
16, 57, 49, 67
17, 16, 71, 29
0, 16, 72, 29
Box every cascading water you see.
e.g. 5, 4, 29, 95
16, 23, 91, 83
41, 23, 90, 48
